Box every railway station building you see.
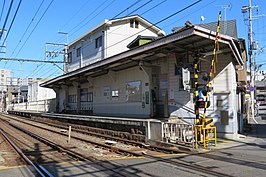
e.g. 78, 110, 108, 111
41, 15, 247, 138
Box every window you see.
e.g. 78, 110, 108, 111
80, 88, 93, 102
111, 90, 119, 100
68, 52, 72, 63
130, 19, 139, 28
76, 47, 81, 57
68, 94, 77, 103
103, 86, 110, 98
95, 36, 102, 48
80, 88, 88, 102
135, 20, 139, 28
126, 81, 141, 102
130, 19, 134, 28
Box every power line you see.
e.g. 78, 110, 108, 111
0, 0, 14, 40
75, 0, 203, 64
140, 0, 167, 16
1, 0, 23, 46
10, 0, 45, 58
0, 0, 6, 22
67, 0, 110, 35
8, 0, 54, 70
110, 0, 143, 20
29, 0, 144, 78
127, 0, 153, 16
58, 0, 92, 31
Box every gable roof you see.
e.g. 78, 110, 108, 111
172, 20, 238, 38
69, 15, 165, 46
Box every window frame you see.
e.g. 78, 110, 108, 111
68, 52, 72, 63
95, 36, 102, 48
76, 47, 81, 57
126, 80, 142, 102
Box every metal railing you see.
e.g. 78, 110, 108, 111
163, 122, 195, 148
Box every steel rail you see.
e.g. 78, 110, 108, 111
0, 128, 53, 177
3, 113, 191, 154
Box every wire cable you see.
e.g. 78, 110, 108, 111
12, 0, 54, 59
0, 0, 6, 22
10, 0, 45, 58
1, 0, 23, 46
58, 0, 92, 31
29, 0, 143, 78
6, 0, 54, 71
127, 0, 153, 16
0, 0, 14, 40
66, 0, 203, 67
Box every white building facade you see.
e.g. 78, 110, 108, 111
66, 15, 165, 72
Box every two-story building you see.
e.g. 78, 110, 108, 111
66, 15, 165, 72
41, 16, 247, 138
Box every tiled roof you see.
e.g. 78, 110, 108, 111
172, 20, 238, 38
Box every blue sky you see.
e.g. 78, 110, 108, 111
0, 0, 265, 78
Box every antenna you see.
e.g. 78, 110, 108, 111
200, 16, 205, 24
216, 1, 232, 34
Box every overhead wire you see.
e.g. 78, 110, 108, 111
67, 0, 110, 35
31, 0, 203, 78
163, 0, 216, 30
127, 0, 153, 16
105, 0, 167, 41
7, 0, 54, 70
0, 0, 14, 40
68, 0, 117, 38
140, 0, 167, 16
29, 0, 144, 78
80, 0, 203, 62
58, 0, 92, 31
10, 0, 45, 58
0, 0, 6, 22
1, 0, 23, 47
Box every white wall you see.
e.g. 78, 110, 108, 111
67, 18, 160, 72
167, 53, 239, 135
28, 81, 56, 102
105, 20, 159, 58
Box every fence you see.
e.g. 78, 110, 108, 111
163, 122, 195, 148
9, 99, 56, 113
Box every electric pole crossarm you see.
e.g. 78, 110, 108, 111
0, 57, 65, 63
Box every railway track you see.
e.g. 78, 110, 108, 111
2, 113, 192, 154
0, 113, 233, 177
0, 118, 138, 177
0, 128, 54, 177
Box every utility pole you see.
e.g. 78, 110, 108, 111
242, 0, 263, 123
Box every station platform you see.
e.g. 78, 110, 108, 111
7, 110, 165, 143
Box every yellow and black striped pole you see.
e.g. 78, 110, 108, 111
194, 56, 200, 122
202, 11, 222, 123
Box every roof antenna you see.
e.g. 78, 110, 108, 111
200, 16, 205, 24
216, 1, 232, 34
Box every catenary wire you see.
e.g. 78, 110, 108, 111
0, 0, 14, 40
79, 0, 203, 62
31, 0, 202, 78
0, 0, 6, 22
10, 0, 45, 58
6, 0, 54, 70
28, 0, 143, 78
1, 0, 23, 47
